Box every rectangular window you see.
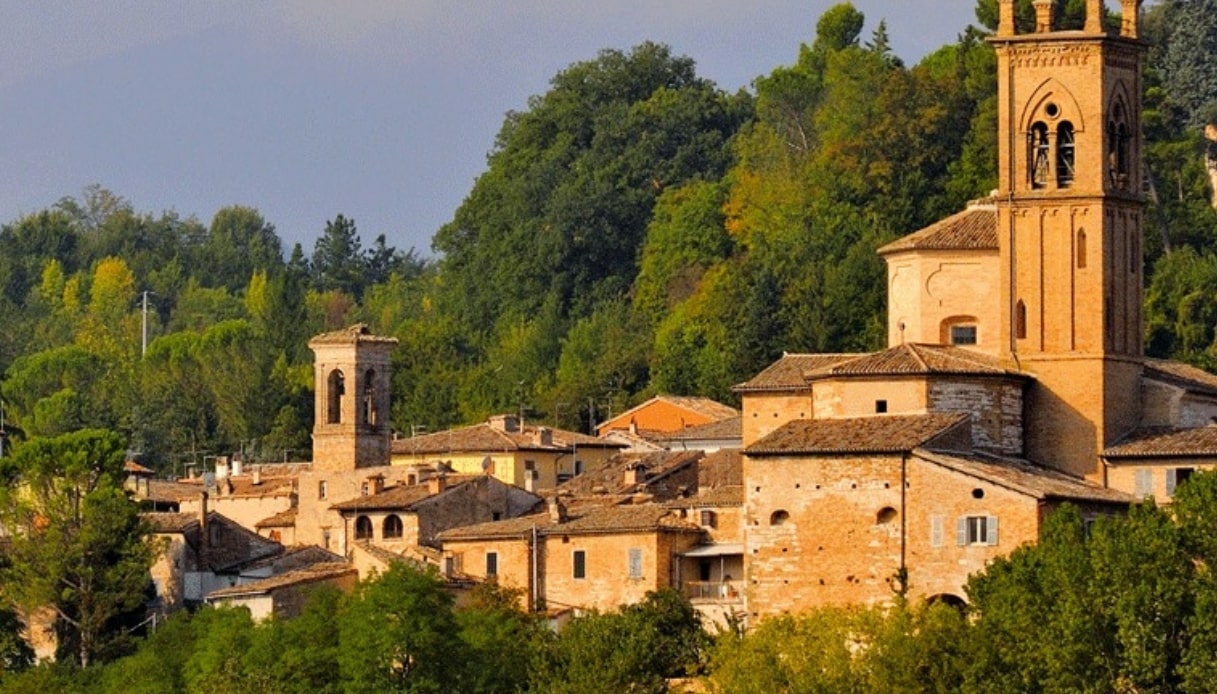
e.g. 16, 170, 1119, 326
318, 481, 328, 499
486, 551, 498, 577
957, 515, 998, 546
950, 325, 978, 345
1167, 467, 1194, 497
1134, 468, 1153, 498
875, 400, 888, 414
699, 510, 717, 528
627, 548, 642, 579
573, 550, 586, 579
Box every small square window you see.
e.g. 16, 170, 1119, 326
699, 510, 717, 528
950, 325, 978, 345
573, 550, 586, 579
875, 400, 888, 414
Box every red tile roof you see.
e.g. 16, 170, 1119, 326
1103, 426, 1217, 459
255, 507, 298, 528
877, 198, 998, 255
391, 419, 621, 456
556, 450, 702, 497
735, 354, 861, 392
746, 413, 970, 455
658, 416, 742, 442
809, 344, 1024, 378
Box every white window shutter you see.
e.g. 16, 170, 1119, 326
930, 516, 944, 548
987, 516, 999, 546
1166, 469, 1177, 497
956, 517, 968, 546
1134, 469, 1152, 498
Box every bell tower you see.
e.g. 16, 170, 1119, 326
309, 324, 398, 472
992, 0, 1145, 480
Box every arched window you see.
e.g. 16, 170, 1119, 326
1029, 122, 1050, 188
1056, 122, 1075, 187
876, 507, 898, 525
1108, 103, 1131, 189
362, 368, 377, 428
1077, 230, 1087, 269
355, 515, 373, 540
327, 369, 344, 424
383, 514, 403, 539
769, 510, 790, 526
1015, 300, 1027, 340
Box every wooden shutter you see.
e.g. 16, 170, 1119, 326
1165, 469, 1178, 497
1134, 469, 1152, 498
956, 517, 969, 546
628, 548, 642, 579
930, 516, 944, 548
987, 516, 999, 546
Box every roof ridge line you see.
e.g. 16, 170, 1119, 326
907, 343, 930, 371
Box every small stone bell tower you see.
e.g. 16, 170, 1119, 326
309, 324, 398, 472
991, 0, 1146, 479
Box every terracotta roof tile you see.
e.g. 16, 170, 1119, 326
917, 449, 1134, 503
255, 507, 298, 528
330, 475, 478, 512
557, 450, 702, 497
391, 419, 621, 456
306, 323, 398, 347
735, 353, 860, 392
658, 416, 742, 442
667, 485, 744, 508
1142, 359, 1217, 397
810, 344, 1024, 378
439, 504, 701, 542
124, 460, 155, 475
746, 413, 970, 455
207, 562, 356, 599
877, 198, 998, 254
1103, 427, 1217, 458
698, 449, 743, 489
605, 396, 739, 430
143, 512, 199, 534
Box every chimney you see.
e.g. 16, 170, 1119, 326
624, 463, 645, 486
231, 455, 243, 477
1032, 0, 1054, 33
368, 474, 385, 495
489, 414, 519, 432
533, 427, 552, 446
428, 474, 447, 495
548, 497, 567, 524
252, 469, 262, 486
215, 456, 229, 480
198, 491, 209, 539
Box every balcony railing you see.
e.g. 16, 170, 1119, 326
683, 580, 743, 603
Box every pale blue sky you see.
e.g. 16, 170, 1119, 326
0, 1, 980, 257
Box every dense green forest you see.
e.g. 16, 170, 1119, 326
3, 0, 1217, 473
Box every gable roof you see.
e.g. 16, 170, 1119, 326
556, 450, 703, 498
735, 353, 861, 393
1142, 359, 1217, 398
439, 503, 701, 542
255, 507, 298, 529
597, 395, 739, 433
391, 419, 621, 457
1103, 426, 1217, 459
207, 562, 356, 599
657, 416, 742, 443
330, 475, 479, 512
877, 198, 998, 255
144, 511, 284, 572
916, 449, 1134, 504
746, 413, 970, 456
807, 344, 1025, 379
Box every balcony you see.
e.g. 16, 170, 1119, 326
683, 580, 743, 604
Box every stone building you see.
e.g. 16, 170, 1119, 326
390, 414, 624, 490
735, 0, 1217, 619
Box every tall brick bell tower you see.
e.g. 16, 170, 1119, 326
992, 0, 1146, 480
309, 324, 398, 473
